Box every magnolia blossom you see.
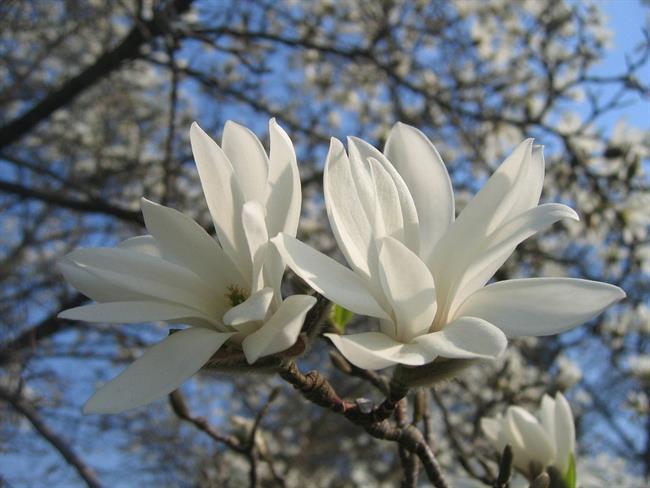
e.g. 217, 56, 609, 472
481, 393, 576, 479
59, 120, 315, 413
273, 123, 625, 369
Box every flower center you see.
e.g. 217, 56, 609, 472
225, 284, 249, 308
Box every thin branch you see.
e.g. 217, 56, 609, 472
0, 385, 102, 488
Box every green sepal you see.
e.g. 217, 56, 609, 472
564, 453, 577, 488
329, 304, 353, 332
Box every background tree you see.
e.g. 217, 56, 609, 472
0, 0, 648, 486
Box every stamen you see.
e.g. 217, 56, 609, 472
225, 284, 248, 307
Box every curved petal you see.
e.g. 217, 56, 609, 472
265, 118, 301, 238
444, 203, 579, 319
58, 259, 149, 302
141, 198, 246, 294
507, 406, 556, 470
221, 121, 269, 203
84, 328, 232, 413
554, 393, 575, 475
223, 287, 274, 326
189, 122, 249, 280
347, 136, 420, 253
413, 316, 507, 359
242, 294, 316, 364
118, 236, 162, 257
64, 248, 218, 316
454, 278, 626, 337
367, 158, 405, 243
384, 122, 454, 260
272, 233, 388, 319
242, 200, 270, 291
539, 395, 556, 441
378, 236, 436, 342
58, 301, 222, 328
324, 138, 373, 276
324, 332, 434, 370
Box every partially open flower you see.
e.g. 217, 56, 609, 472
59, 120, 315, 413
481, 392, 576, 482
274, 123, 624, 370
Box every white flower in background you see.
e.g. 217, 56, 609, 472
59, 120, 315, 413
481, 393, 576, 481
273, 123, 625, 370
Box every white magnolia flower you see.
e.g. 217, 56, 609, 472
481, 392, 576, 479
59, 120, 315, 413
273, 123, 625, 370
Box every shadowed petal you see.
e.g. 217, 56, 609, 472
222, 121, 269, 203
84, 328, 232, 413
242, 294, 316, 364
223, 287, 274, 326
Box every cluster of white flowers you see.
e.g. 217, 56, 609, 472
60, 120, 624, 429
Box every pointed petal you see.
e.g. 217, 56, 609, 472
324, 138, 373, 276
59, 301, 221, 327
189, 122, 250, 280
554, 393, 575, 475
367, 158, 405, 243
272, 233, 388, 319
413, 316, 507, 359
84, 328, 232, 413
378, 237, 436, 341
242, 200, 270, 290
324, 332, 433, 369
539, 394, 556, 439
141, 198, 246, 294
455, 278, 626, 337
242, 294, 316, 363
223, 287, 274, 326
384, 123, 454, 260
221, 120, 269, 202
64, 248, 218, 316
265, 119, 301, 238
445, 203, 579, 318
430, 140, 536, 319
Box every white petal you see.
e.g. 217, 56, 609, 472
378, 236, 436, 342
242, 200, 270, 290
59, 301, 221, 327
445, 203, 579, 318
265, 119, 301, 238
324, 138, 373, 276
384, 122, 454, 260
348, 136, 420, 254
242, 294, 316, 363
140, 198, 246, 294
413, 316, 507, 359
324, 332, 433, 370
539, 395, 556, 440
430, 140, 535, 319
507, 406, 556, 469
367, 158, 405, 243
84, 328, 232, 413
59, 259, 147, 302
455, 278, 626, 337
118, 236, 162, 257
272, 233, 388, 319
64, 248, 218, 316
223, 287, 274, 326
189, 122, 250, 280
222, 120, 269, 202
554, 392, 575, 475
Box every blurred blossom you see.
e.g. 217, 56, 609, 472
481, 392, 576, 481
